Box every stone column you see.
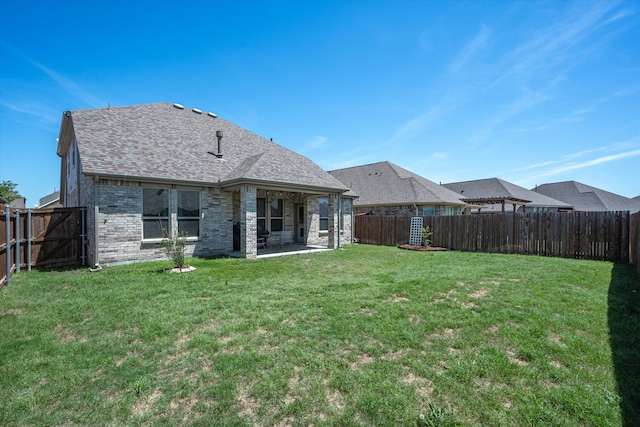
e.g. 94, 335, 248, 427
327, 193, 339, 249
240, 185, 257, 259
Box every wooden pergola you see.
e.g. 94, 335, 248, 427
462, 196, 531, 213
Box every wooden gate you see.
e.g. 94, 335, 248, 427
1, 204, 86, 288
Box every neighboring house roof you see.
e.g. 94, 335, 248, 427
328, 161, 466, 207
444, 178, 573, 211
533, 181, 640, 213
8, 197, 26, 209
37, 191, 61, 209
57, 102, 348, 194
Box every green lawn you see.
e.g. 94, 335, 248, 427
1, 245, 638, 426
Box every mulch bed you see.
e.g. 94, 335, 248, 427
398, 244, 447, 251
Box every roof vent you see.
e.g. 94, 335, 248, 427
207, 112, 218, 118
173, 103, 184, 109
192, 108, 202, 114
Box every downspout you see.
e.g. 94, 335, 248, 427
337, 194, 341, 249
93, 176, 100, 268
76, 140, 81, 207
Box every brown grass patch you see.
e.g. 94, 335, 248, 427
132, 389, 162, 416
486, 324, 500, 333
284, 367, 300, 405
402, 372, 433, 399
506, 350, 529, 366
548, 332, 566, 347
381, 349, 406, 361
55, 327, 86, 343
350, 353, 375, 370
386, 294, 409, 302
325, 384, 346, 413
469, 288, 489, 298
1, 308, 27, 316
237, 383, 258, 422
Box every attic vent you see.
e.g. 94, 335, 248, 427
192, 108, 202, 114
207, 112, 218, 118
173, 103, 184, 109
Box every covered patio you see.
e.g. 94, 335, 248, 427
226, 243, 332, 259
228, 184, 352, 259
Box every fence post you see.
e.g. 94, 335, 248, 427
27, 209, 32, 271
15, 209, 20, 273
5, 206, 10, 286
81, 207, 87, 266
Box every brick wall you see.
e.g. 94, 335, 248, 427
66, 177, 353, 264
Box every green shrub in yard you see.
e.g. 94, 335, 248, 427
161, 228, 188, 268
421, 226, 432, 247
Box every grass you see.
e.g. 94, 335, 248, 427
1, 245, 638, 426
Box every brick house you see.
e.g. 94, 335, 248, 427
532, 181, 640, 213
444, 178, 573, 213
56, 102, 354, 265
329, 161, 468, 216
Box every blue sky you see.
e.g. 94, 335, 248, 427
1, 0, 639, 206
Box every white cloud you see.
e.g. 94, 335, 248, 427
0, 99, 58, 124
529, 148, 640, 179
449, 24, 491, 73
304, 136, 327, 150
28, 60, 103, 108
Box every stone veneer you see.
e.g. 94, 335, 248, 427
68, 176, 354, 265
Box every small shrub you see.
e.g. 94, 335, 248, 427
161, 228, 188, 268
421, 226, 432, 247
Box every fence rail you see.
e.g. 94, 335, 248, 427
356, 211, 635, 265
1, 204, 86, 288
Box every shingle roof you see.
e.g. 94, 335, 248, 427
328, 161, 466, 206
444, 178, 573, 209
533, 181, 640, 213
61, 102, 348, 193
37, 191, 60, 208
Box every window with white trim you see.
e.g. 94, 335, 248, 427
257, 197, 267, 233
270, 198, 283, 231
423, 206, 435, 216
143, 188, 169, 239
319, 198, 328, 231
177, 190, 200, 237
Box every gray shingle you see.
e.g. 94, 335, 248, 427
68, 102, 348, 192
329, 161, 466, 206
533, 181, 640, 213
444, 178, 572, 209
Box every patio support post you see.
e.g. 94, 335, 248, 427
240, 185, 257, 259
327, 193, 339, 249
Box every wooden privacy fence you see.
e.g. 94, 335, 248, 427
631, 211, 640, 277
356, 211, 634, 264
1, 204, 87, 288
